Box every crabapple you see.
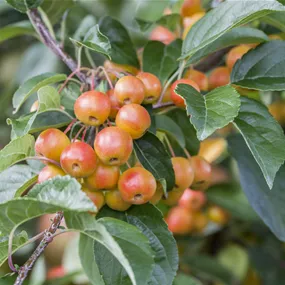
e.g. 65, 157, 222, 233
136, 72, 162, 104
163, 189, 184, 206
30, 100, 39, 112
38, 165, 65, 183
47, 266, 65, 280
104, 60, 139, 76
198, 138, 227, 163
191, 156, 212, 190
94, 126, 133, 166
166, 206, 194, 235
105, 190, 132, 211
208, 66, 230, 90
178, 188, 206, 211
171, 79, 200, 108
85, 163, 120, 191
184, 69, 208, 91
114, 75, 145, 105
149, 26, 176, 45
226, 45, 251, 70
35, 128, 70, 162
60, 141, 97, 178
74, 90, 111, 126
107, 89, 121, 119
82, 187, 105, 211
193, 212, 208, 233
118, 167, 156, 204
181, 0, 204, 18
150, 182, 164, 205
207, 205, 229, 225
182, 12, 205, 39
115, 104, 151, 139
171, 157, 194, 191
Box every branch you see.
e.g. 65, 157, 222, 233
14, 212, 64, 285
28, 9, 88, 83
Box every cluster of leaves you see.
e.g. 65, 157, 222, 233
1, 0, 285, 284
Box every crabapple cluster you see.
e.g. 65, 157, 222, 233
34, 72, 165, 213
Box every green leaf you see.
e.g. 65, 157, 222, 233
0, 176, 95, 266
99, 16, 140, 68
166, 109, 200, 155
233, 96, 285, 189
8, 86, 73, 139
188, 27, 269, 65
0, 231, 28, 268
174, 274, 202, 285
228, 134, 285, 241
12, 72, 67, 114
231, 41, 285, 91
73, 15, 96, 41
41, 0, 74, 25
143, 40, 182, 85
0, 134, 35, 173
262, 11, 285, 33
5, 0, 44, 13
155, 115, 185, 148
206, 185, 259, 222
60, 82, 81, 113
0, 165, 36, 203
0, 21, 36, 43
78, 235, 105, 285
184, 255, 235, 284
181, 0, 285, 60
98, 204, 179, 285
65, 213, 154, 285
217, 245, 249, 281
70, 25, 111, 59
134, 132, 175, 192
176, 84, 240, 140
136, 14, 181, 32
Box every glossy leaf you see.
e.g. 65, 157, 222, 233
143, 40, 182, 85
136, 14, 181, 32
228, 135, 285, 241
70, 25, 111, 59
99, 16, 139, 68
41, 0, 74, 24
231, 41, 285, 91
0, 231, 28, 267
155, 115, 185, 148
206, 185, 259, 222
134, 132, 175, 192
0, 165, 36, 203
176, 84, 240, 140
6, 0, 44, 13
98, 204, 179, 285
174, 274, 202, 285
65, 213, 154, 285
166, 109, 200, 155
0, 21, 35, 43
233, 96, 285, 189
12, 72, 67, 114
262, 11, 285, 33
0, 134, 35, 173
185, 255, 235, 284
0, 176, 96, 266
181, 0, 285, 60
8, 86, 73, 139
188, 27, 269, 65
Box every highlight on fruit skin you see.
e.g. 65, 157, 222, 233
118, 167, 157, 205
184, 68, 208, 91
181, 0, 204, 18
115, 103, 151, 139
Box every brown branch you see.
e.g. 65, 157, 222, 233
28, 9, 88, 83
14, 212, 64, 285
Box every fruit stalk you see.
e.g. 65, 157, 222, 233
14, 212, 64, 285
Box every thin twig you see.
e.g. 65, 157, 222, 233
14, 212, 64, 285
28, 9, 87, 82
25, 156, 61, 167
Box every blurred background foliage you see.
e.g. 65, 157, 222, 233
2, 0, 285, 284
